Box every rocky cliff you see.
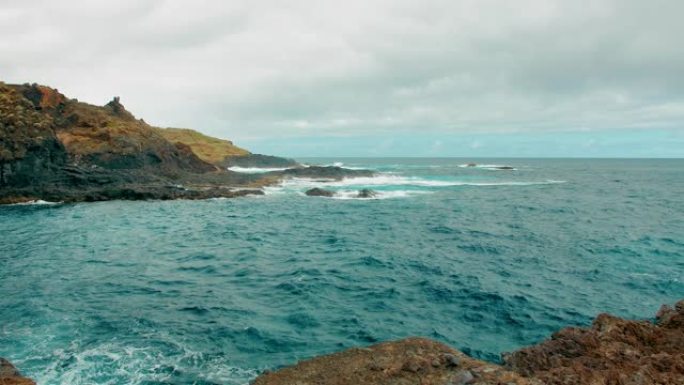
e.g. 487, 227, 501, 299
0, 81, 363, 203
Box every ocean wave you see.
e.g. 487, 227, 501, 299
227, 166, 291, 173
458, 164, 518, 171
9, 199, 63, 205
327, 190, 433, 200
279, 175, 565, 188
29, 339, 259, 385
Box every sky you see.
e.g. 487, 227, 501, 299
1, 0, 683, 157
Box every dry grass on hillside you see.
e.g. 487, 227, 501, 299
157, 127, 249, 165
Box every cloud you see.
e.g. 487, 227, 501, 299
1, 0, 683, 143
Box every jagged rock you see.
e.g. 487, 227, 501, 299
254, 300, 684, 385
221, 153, 298, 169
305, 188, 335, 197
0, 358, 35, 385
503, 299, 684, 385
253, 338, 539, 385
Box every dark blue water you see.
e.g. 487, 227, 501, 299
1, 158, 683, 385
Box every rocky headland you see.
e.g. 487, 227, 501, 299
0, 81, 369, 204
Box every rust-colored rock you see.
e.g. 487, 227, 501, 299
253, 337, 540, 385
0, 358, 35, 385
255, 300, 684, 385
503, 299, 684, 385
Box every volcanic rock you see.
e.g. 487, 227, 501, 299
0, 358, 35, 385
253, 338, 540, 385
305, 188, 335, 197
356, 189, 377, 198
503, 299, 684, 385
254, 299, 684, 385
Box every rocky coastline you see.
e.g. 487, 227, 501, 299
256, 299, 684, 385
2, 299, 681, 385
0, 81, 370, 204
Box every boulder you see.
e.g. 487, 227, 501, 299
305, 188, 335, 197
356, 189, 377, 198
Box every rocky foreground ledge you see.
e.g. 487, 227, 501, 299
255, 299, 684, 385
2, 300, 682, 385
0, 358, 35, 385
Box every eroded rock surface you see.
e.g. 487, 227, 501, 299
0, 358, 35, 385
255, 300, 684, 385
503, 299, 684, 385
253, 338, 540, 385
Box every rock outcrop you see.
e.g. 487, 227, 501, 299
357, 188, 377, 198
305, 187, 335, 197
503, 299, 684, 385
0, 358, 35, 385
254, 338, 540, 385
255, 300, 684, 385
221, 153, 299, 169
0, 81, 370, 203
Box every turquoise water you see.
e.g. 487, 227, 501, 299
1, 158, 683, 385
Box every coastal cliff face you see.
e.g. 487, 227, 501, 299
0, 81, 368, 203
254, 300, 684, 385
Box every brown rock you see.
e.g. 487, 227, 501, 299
503, 299, 684, 385
253, 338, 540, 385
0, 358, 35, 385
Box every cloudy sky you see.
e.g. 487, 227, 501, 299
2, 0, 683, 157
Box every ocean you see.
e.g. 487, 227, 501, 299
1, 158, 683, 385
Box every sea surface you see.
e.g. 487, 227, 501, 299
1, 158, 683, 385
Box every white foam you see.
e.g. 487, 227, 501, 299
31, 339, 259, 385
329, 190, 432, 200
227, 167, 291, 173
9, 199, 62, 206
458, 164, 517, 170
279, 175, 565, 188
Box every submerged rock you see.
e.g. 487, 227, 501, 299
305, 188, 335, 197
356, 189, 377, 198
0, 358, 35, 385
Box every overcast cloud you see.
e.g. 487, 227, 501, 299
1, 0, 683, 154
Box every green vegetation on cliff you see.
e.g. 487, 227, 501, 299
157, 127, 249, 166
